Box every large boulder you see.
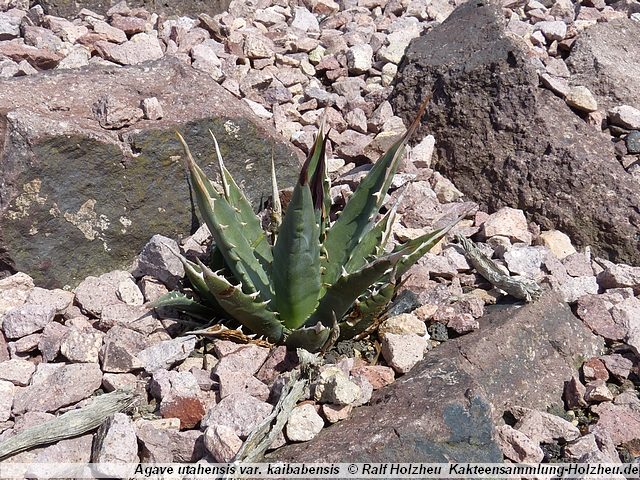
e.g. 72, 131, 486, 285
268, 293, 603, 463
391, 0, 640, 266
33, 0, 231, 20
0, 56, 301, 288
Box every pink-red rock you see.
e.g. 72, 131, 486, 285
315, 55, 341, 72
109, 13, 150, 35
313, 0, 340, 15
495, 424, 544, 463
100, 325, 150, 373
212, 343, 270, 376
137, 336, 196, 373
554, 276, 599, 304
0, 358, 36, 386
0, 380, 14, 422
0, 39, 62, 69
350, 374, 373, 407
256, 346, 298, 384
446, 312, 479, 334
160, 396, 206, 430
456, 298, 485, 318
562, 252, 595, 277
94, 34, 163, 65
93, 413, 138, 464
582, 357, 609, 382
218, 371, 270, 401
167, 429, 206, 462
31, 434, 93, 464
584, 379, 614, 403
575, 295, 626, 341
10, 332, 40, 354
0, 332, 8, 363
321, 403, 352, 423
350, 365, 395, 390
381, 332, 428, 374
597, 264, 640, 294
1, 304, 55, 339
204, 424, 242, 462
599, 354, 633, 379
564, 376, 587, 409
137, 423, 173, 462
91, 20, 127, 43
12, 362, 102, 414
515, 409, 580, 444
74, 271, 133, 317
102, 372, 138, 392
189, 367, 216, 392
201, 392, 273, 438
590, 392, 640, 445
611, 297, 640, 354
564, 433, 600, 460
22, 25, 63, 51
483, 207, 532, 244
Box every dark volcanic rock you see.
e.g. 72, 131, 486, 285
0, 56, 300, 288
268, 293, 603, 463
391, 0, 640, 266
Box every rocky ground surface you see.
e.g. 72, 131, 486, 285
1, 0, 640, 470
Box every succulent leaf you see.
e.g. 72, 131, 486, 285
269, 148, 282, 235
285, 322, 331, 351
177, 132, 274, 302
273, 148, 322, 330
343, 199, 399, 274
338, 282, 396, 340
209, 131, 273, 268
208, 243, 228, 274
305, 249, 407, 328
148, 291, 218, 319
155, 241, 229, 318
180, 257, 227, 315
322, 96, 432, 286
392, 209, 473, 280
197, 258, 285, 344
306, 117, 331, 233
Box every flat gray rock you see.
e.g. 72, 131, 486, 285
0, 304, 55, 339
201, 392, 273, 439
12, 362, 102, 414
137, 335, 196, 373
92, 413, 138, 469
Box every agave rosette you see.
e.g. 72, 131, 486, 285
151, 99, 468, 352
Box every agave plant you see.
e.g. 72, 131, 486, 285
150, 100, 467, 352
